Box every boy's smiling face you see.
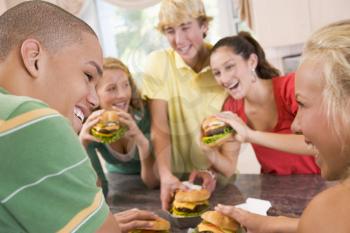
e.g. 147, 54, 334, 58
37, 32, 103, 132
163, 18, 208, 68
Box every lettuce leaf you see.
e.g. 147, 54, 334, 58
202, 127, 234, 145
91, 126, 128, 144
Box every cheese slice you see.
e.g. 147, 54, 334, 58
173, 200, 208, 210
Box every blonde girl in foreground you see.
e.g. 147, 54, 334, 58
216, 20, 350, 233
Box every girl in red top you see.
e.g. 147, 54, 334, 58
208, 32, 319, 175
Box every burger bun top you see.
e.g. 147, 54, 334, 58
174, 189, 210, 203
100, 110, 119, 123
138, 217, 170, 231
201, 116, 227, 132
201, 211, 239, 231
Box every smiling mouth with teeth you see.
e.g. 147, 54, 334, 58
74, 108, 85, 122
228, 81, 239, 90
113, 103, 127, 110
178, 46, 190, 53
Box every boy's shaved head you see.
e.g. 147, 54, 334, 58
0, 0, 97, 61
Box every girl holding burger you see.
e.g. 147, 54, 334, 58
207, 32, 320, 176
79, 57, 159, 198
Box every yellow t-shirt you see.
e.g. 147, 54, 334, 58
142, 47, 227, 175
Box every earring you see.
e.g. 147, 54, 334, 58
251, 68, 257, 83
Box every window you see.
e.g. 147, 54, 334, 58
92, 0, 237, 83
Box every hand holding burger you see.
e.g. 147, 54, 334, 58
213, 111, 253, 143
79, 109, 105, 147
127, 217, 171, 233
215, 204, 283, 233
201, 115, 235, 147
113, 208, 170, 233
112, 110, 147, 145
196, 211, 239, 233
199, 113, 242, 178
171, 189, 210, 217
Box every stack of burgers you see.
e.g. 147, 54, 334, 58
171, 189, 210, 217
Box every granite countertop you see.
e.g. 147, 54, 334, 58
108, 173, 335, 232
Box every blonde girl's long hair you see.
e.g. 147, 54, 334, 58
302, 20, 350, 140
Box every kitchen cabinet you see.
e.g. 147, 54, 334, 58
309, 0, 350, 31
250, 0, 350, 47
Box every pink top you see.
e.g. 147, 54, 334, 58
223, 73, 320, 175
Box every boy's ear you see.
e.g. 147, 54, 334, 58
20, 39, 42, 78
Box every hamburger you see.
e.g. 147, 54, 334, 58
128, 217, 170, 233
171, 189, 210, 217
90, 110, 128, 144
196, 211, 239, 233
201, 116, 235, 147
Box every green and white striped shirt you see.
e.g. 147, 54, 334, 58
0, 87, 109, 232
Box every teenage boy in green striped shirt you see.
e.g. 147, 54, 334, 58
0, 1, 156, 232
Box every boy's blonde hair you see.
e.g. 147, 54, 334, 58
302, 20, 350, 146
157, 0, 212, 35
103, 57, 144, 116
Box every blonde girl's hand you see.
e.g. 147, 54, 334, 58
215, 204, 282, 233
114, 110, 144, 141
214, 111, 253, 143
79, 109, 104, 147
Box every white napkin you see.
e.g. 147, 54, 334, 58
235, 197, 272, 216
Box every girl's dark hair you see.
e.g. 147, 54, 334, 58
211, 31, 280, 79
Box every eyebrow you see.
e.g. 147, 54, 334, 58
222, 58, 235, 65
164, 21, 192, 31
87, 61, 103, 76
180, 22, 192, 27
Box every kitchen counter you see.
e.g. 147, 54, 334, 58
108, 173, 335, 232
